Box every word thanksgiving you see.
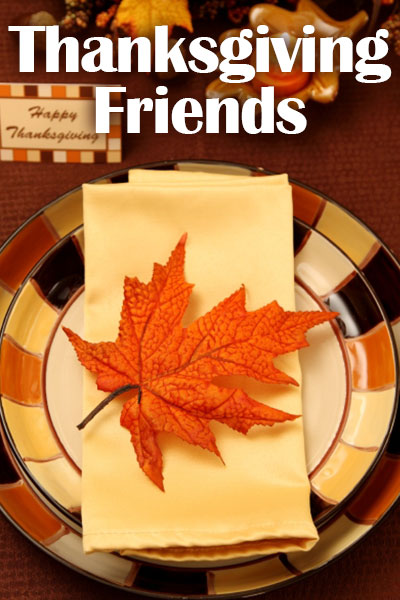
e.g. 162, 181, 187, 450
10, 25, 392, 135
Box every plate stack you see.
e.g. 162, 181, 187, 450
0, 160, 399, 597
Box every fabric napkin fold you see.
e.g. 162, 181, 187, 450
81, 170, 318, 560
128, 168, 289, 185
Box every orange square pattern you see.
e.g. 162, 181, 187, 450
66, 150, 81, 163
347, 454, 400, 524
0, 215, 58, 290
346, 323, 396, 390
0, 84, 11, 97
0, 482, 64, 542
108, 125, 120, 138
0, 337, 42, 404
292, 184, 324, 226
51, 85, 66, 98
13, 149, 27, 162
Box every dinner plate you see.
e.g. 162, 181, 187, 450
0, 160, 399, 597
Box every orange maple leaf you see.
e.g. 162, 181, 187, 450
114, 0, 193, 39
65, 235, 337, 490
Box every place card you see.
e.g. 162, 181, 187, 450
0, 83, 122, 164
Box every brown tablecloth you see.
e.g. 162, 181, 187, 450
1, 1, 400, 598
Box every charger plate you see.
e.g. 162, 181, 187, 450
0, 160, 399, 597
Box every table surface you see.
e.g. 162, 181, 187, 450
1, 2, 400, 599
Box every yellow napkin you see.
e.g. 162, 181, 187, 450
128, 168, 288, 185
81, 171, 318, 560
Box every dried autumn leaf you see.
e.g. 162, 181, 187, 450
114, 0, 193, 39
65, 235, 337, 490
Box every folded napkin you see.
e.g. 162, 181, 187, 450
128, 168, 289, 185
81, 171, 318, 560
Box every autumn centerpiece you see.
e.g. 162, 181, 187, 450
206, 0, 369, 106
65, 234, 336, 490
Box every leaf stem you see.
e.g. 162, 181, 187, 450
77, 384, 140, 430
